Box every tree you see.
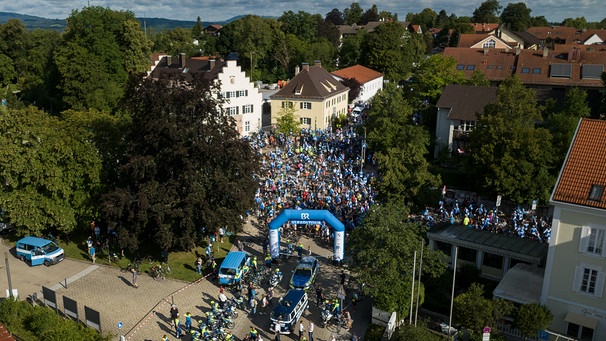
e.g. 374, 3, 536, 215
472, 0, 502, 23
0, 19, 30, 81
530, 16, 550, 27
338, 29, 368, 67
545, 87, 591, 169
279, 11, 320, 43
0, 106, 103, 236
360, 5, 379, 25
500, 2, 533, 31
393, 323, 445, 341
54, 6, 152, 112
515, 304, 552, 340
409, 54, 467, 105
562, 17, 589, 28
275, 102, 301, 134
325, 8, 344, 25
365, 83, 440, 204
406, 8, 438, 31
454, 283, 514, 340
466, 76, 554, 203
101, 75, 259, 252
347, 202, 447, 319
343, 2, 364, 25
192, 16, 204, 39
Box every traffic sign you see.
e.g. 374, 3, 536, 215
538, 330, 549, 341
532, 200, 537, 211
483, 327, 491, 333
482, 332, 490, 341
496, 195, 502, 207
117, 322, 123, 329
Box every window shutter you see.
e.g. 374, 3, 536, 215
300, 102, 303, 109
250, 105, 253, 112
579, 226, 590, 253
596, 272, 606, 297
245, 90, 248, 96
573, 266, 582, 292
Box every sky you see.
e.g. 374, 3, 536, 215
3, 0, 605, 24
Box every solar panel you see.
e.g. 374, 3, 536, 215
582, 64, 604, 79
550, 64, 572, 78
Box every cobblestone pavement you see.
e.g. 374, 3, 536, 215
50, 216, 371, 341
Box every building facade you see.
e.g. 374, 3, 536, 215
541, 119, 606, 341
331, 64, 384, 103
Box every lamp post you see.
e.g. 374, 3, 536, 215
448, 246, 458, 339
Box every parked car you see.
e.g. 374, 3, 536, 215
0, 221, 14, 234
289, 256, 319, 290
15, 236, 64, 266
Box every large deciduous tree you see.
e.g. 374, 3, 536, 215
365, 83, 440, 205
472, 0, 502, 23
347, 202, 447, 319
515, 304, 552, 340
54, 6, 152, 112
0, 107, 103, 236
466, 76, 554, 203
101, 75, 259, 252
343, 2, 364, 25
500, 2, 533, 31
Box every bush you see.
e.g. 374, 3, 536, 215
0, 298, 111, 340
365, 324, 386, 341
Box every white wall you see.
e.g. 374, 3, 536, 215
434, 107, 453, 158
358, 76, 384, 103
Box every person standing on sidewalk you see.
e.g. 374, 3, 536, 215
274, 321, 281, 341
131, 268, 138, 288
299, 320, 305, 340
308, 321, 314, 341
89, 245, 96, 264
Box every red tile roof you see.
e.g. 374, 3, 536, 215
471, 23, 499, 33
0, 325, 16, 341
457, 34, 491, 48
331, 65, 383, 84
443, 47, 517, 81
526, 26, 606, 45
552, 119, 606, 209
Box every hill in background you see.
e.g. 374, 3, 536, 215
0, 12, 242, 31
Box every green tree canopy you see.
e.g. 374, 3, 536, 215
192, 16, 204, 39
454, 283, 514, 340
348, 202, 447, 319
325, 9, 344, 25
365, 83, 440, 205
275, 102, 301, 134
515, 303, 552, 340
343, 2, 364, 25
472, 0, 502, 23
0, 106, 103, 236
466, 76, 554, 203
101, 75, 259, 252
500, 2, 533, 31
54, 6, 152, 112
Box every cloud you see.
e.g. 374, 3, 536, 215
4, 0, 605, 23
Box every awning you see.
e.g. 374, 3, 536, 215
565, 312, 598, 329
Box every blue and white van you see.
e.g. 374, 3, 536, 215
270, 289, 309, 334
218, 251, 251, 285
16, 236, 64, 266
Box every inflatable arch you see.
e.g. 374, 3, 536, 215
268, 209, 345, 261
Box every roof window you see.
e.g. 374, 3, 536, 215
521, 67, 530, 74
588, 185, 604, 202
457, 64, 465, 70
532, 68, 541, 74
466, 65, 475, 70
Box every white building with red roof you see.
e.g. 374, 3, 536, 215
331, 64, 384, 103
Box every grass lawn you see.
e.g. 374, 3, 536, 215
2, 231, 237, 282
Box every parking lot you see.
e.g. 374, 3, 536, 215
0, 217, 372, 341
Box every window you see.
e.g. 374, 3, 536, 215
300, 117, 311, 125
228, 106, 239, 115
243, 104, 253, 114
300, 102, 312, 109
497, 65, 502, 70
579, 226, 606, 256
482, 39, 496, 49
457, 64, 465, 70
521, 67, 530, 74
225, 91, 236, 98
282, 101, 293, 109
532, 68, 542, 74
573, 265, 605, 296
588, 185, 604, 201
487, 65, 494, 69
244, 121, 250, 132
238, 90, 248, 97
466, 65, 475, 70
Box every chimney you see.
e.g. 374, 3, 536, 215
166, 55, 172, 66
210, 59, 216, 70
484, 47, 489, 55
314, 60, 322, 67
515, 46, 521, 56
543, 47, 549, 58
179, 53, 186, 68
302, 62, 309, 71
295, 65, 300, 75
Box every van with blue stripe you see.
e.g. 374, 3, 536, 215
16, 236, 64, 266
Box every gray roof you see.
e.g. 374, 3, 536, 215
427, 224, 548, 264
493, 263, 544, 304
514, 31, 541, 45
150, 56, 226, 82
271, 65, 349, 101
435, 85, 497, 121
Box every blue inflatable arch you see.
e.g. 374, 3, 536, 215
268, 209, 345, 261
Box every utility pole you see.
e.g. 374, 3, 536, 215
414, 240, 423, 326
409, 251, 417, 324
448, 246, 458, 339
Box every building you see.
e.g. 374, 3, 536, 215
434, 85, 497, 158
149, 53, 262, 136
541, 118, 606, 341
270, 61, 349, 131
331, 64, 384, 103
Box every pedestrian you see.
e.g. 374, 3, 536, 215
184, 312, 192, 333
308, 321, 314, 341
219, 227, 225, 243
174, 317, 182, 338
343, 310, 352, 330
211, 259, 218, 280
315, 286, 323, 306
170, 304, 179, 327
89, 245, 96, 264
162, 334, 169, 341
86, 236, 93, 254
131, 268, 138, 288
237, 239, 244, 251
250, 296, 257, 316
330, 334, 336, 341
274, 321, 281, 341
307, 245, 312, 256
196, 256, 202, 274
340, 270, 346, 285
261, 295, 269, 314
94, 223, 100, 241
299, 320, 305, 340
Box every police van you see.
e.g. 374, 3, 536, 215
218, 251, 251, 285
15, 236, 64, 266
270, 289, 309, 334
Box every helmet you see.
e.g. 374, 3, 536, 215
210, 300, 215, 305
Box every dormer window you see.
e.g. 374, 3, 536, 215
294, 84, 303, 95
588, 185, 604, 202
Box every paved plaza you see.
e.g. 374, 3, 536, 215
1, 217, 372, 341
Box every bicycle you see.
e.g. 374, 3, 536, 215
121, 262, 138, 273
150, 264, 166, 281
